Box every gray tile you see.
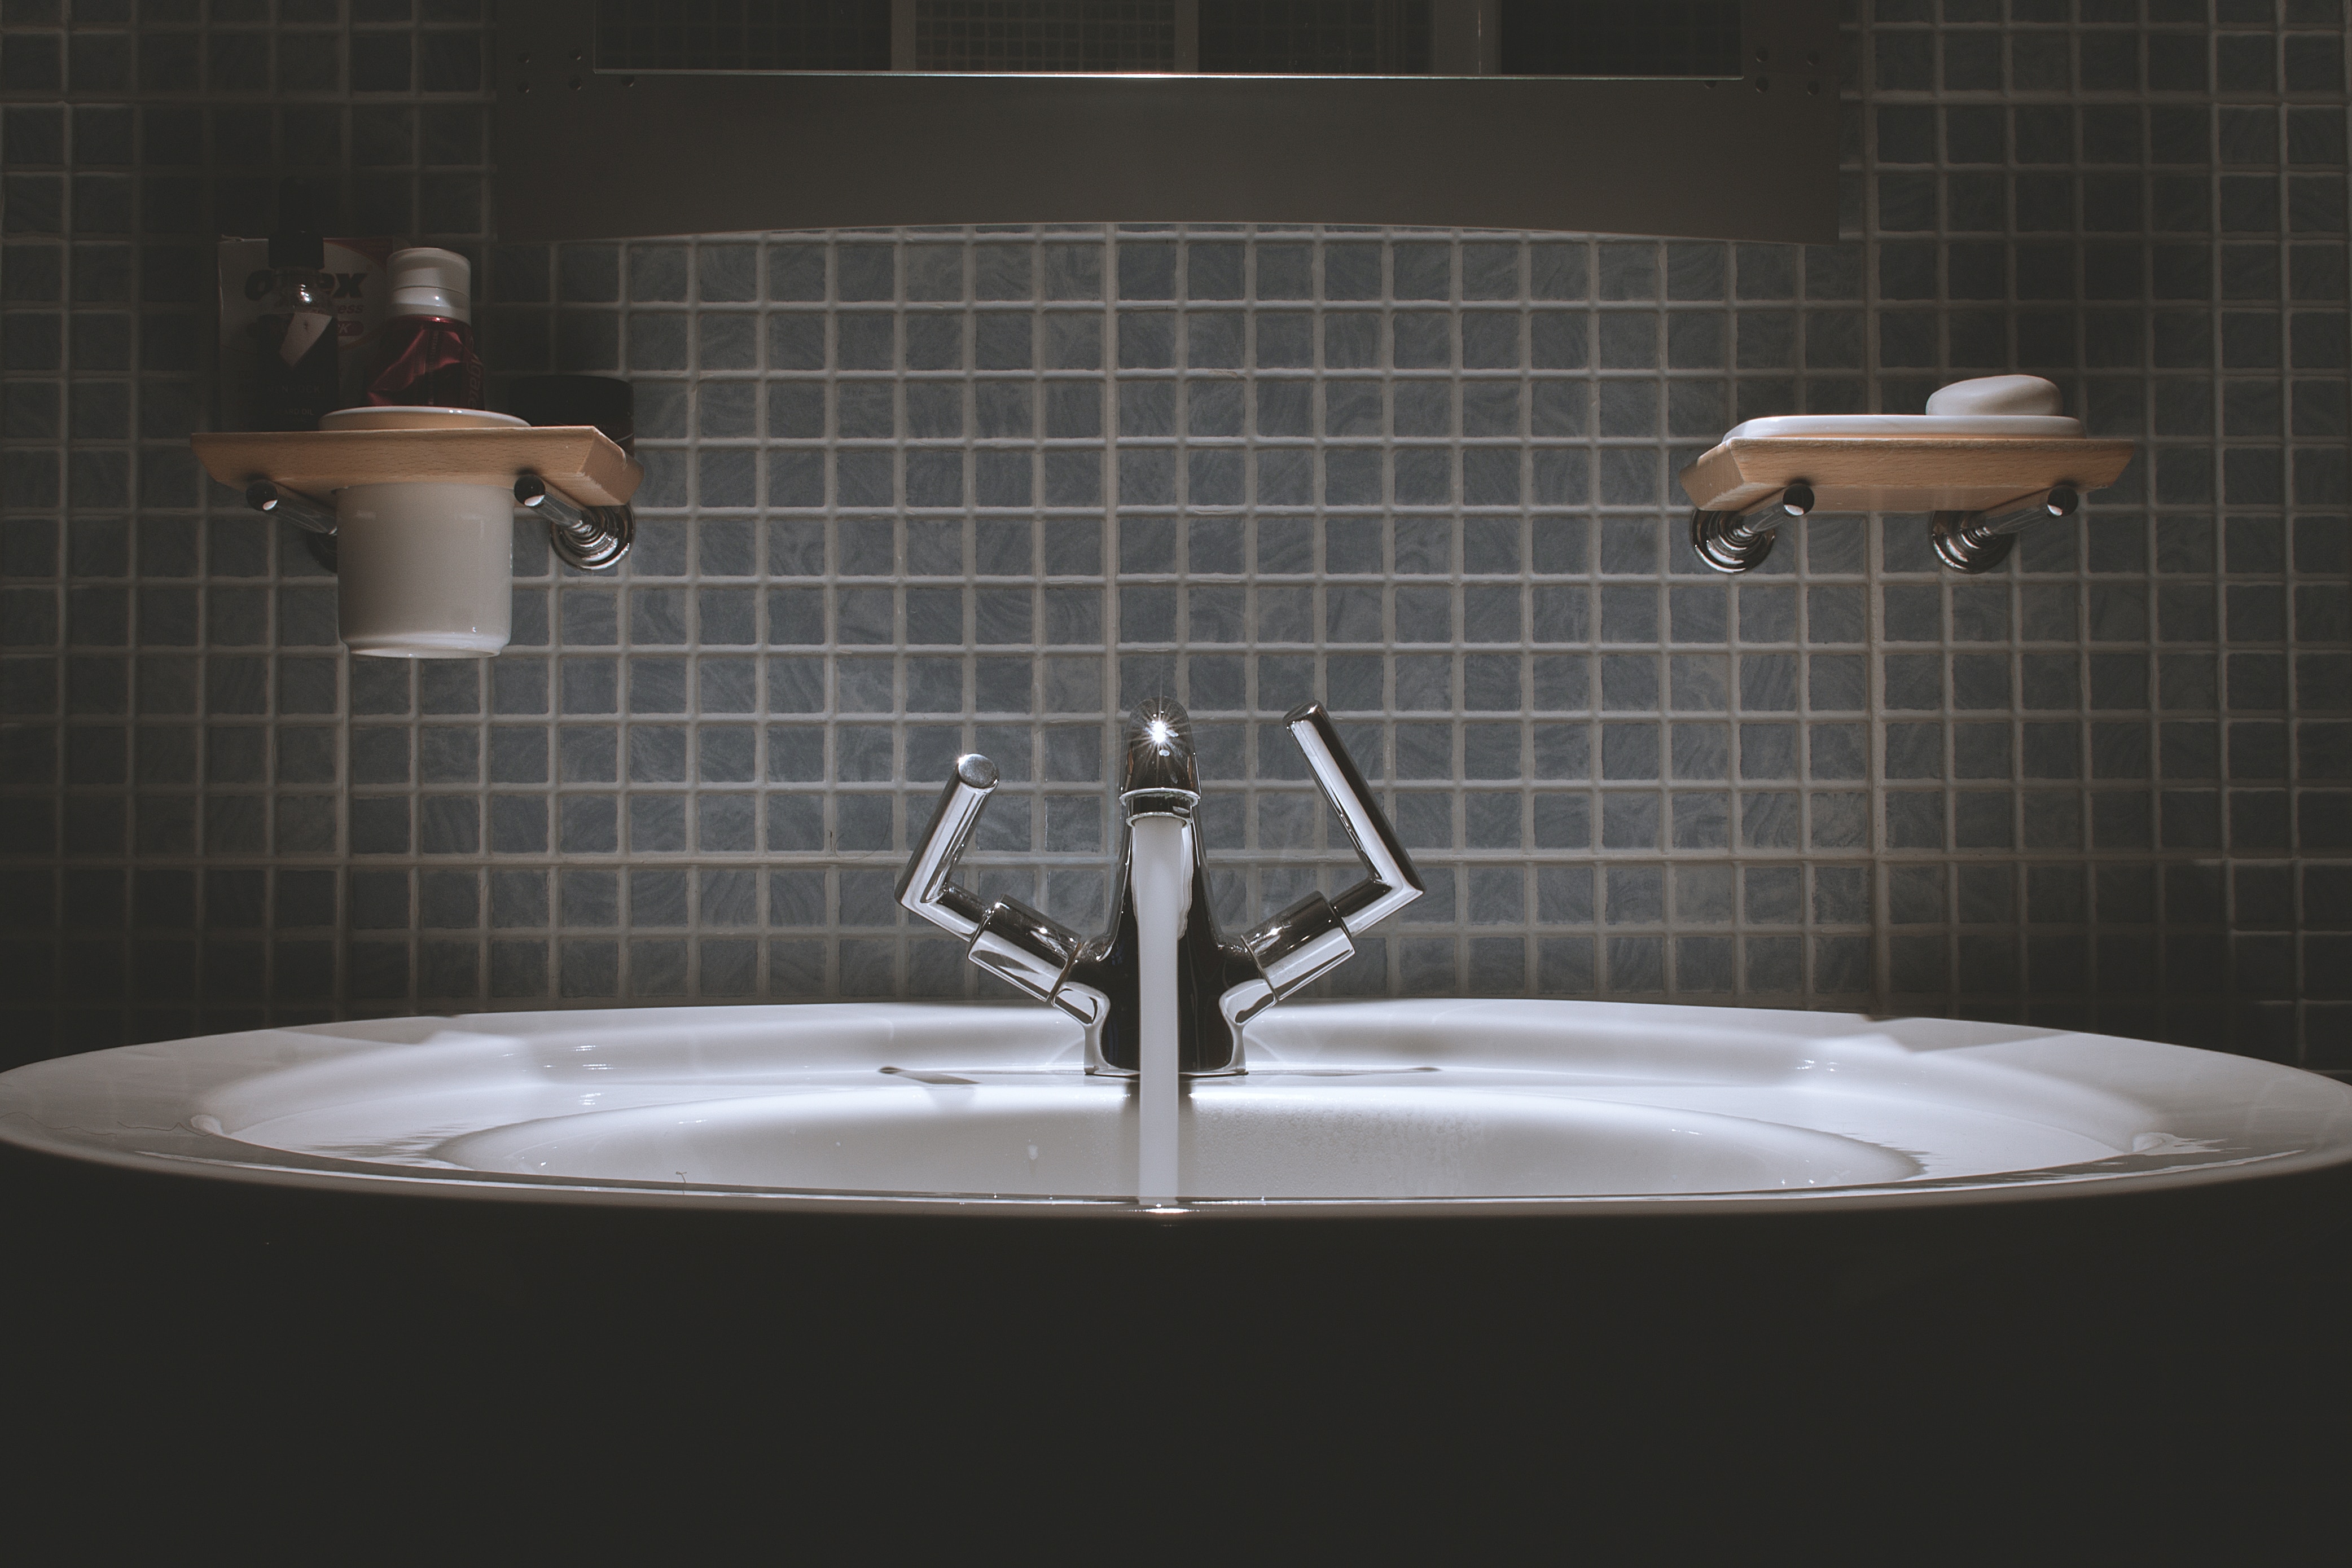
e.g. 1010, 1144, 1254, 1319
14, 60, 2344, 1053
629, 868, 689, 927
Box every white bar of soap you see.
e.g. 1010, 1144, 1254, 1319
1924, 375, 2064, 418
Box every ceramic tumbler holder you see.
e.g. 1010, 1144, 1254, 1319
196, 410, 643, 660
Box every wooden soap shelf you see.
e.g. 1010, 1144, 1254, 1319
1678, 435, 2134, 518
190, 425, 643, 510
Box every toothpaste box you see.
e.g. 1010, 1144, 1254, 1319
216, 236, 394, 428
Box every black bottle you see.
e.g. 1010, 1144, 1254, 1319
254, 222, 338, 431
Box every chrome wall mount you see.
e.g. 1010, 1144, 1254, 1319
1689, 484, 1815, 574
244, 479, 335, 535
244, 480, 339, 572
240, 473, 635, 574
515, 473, 635, 571
896, 699, 1422, 1075
1930, 488, 2081, 575
1690, 484, 2081, 577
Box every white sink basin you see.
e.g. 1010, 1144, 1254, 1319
6, 999, 2347, 1214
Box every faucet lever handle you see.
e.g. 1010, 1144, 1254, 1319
1285, 702, 1424, 934
899, 756, 1099, 1022
1230, 705, 1425, 1015
895, 754, 1001, 939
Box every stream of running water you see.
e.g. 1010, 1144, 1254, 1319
1129, 814, 1187, 1205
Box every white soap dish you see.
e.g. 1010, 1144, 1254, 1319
1718, 413, 2084, 439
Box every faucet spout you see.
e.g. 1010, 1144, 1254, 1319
1120, 695, 1201, 820
896, 700, 1422, 1077
1078, 697, 1249, 1073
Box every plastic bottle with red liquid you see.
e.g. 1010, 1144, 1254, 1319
365, 247, 484, 409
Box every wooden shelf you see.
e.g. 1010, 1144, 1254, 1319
190, 426, 644, 509
1678, 436, 2135, 516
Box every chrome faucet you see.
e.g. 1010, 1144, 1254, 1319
896, 699, 1422, 1075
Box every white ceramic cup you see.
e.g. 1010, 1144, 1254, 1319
335, 481, 516, 657
322, 407, 528, 658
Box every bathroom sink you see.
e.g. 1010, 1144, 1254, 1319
6, 998, 2346, 1214
11, 995, 2351, 1552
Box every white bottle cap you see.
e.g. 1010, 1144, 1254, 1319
386, 246, 472, 324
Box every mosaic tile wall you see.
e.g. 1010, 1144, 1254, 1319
2, 2, 2350, 1072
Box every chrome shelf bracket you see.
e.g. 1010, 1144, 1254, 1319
1692, 482, 2082, 576
1690, 484, 1816, 574
1931, 487, 2081, 574
516, 472, 634, 571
